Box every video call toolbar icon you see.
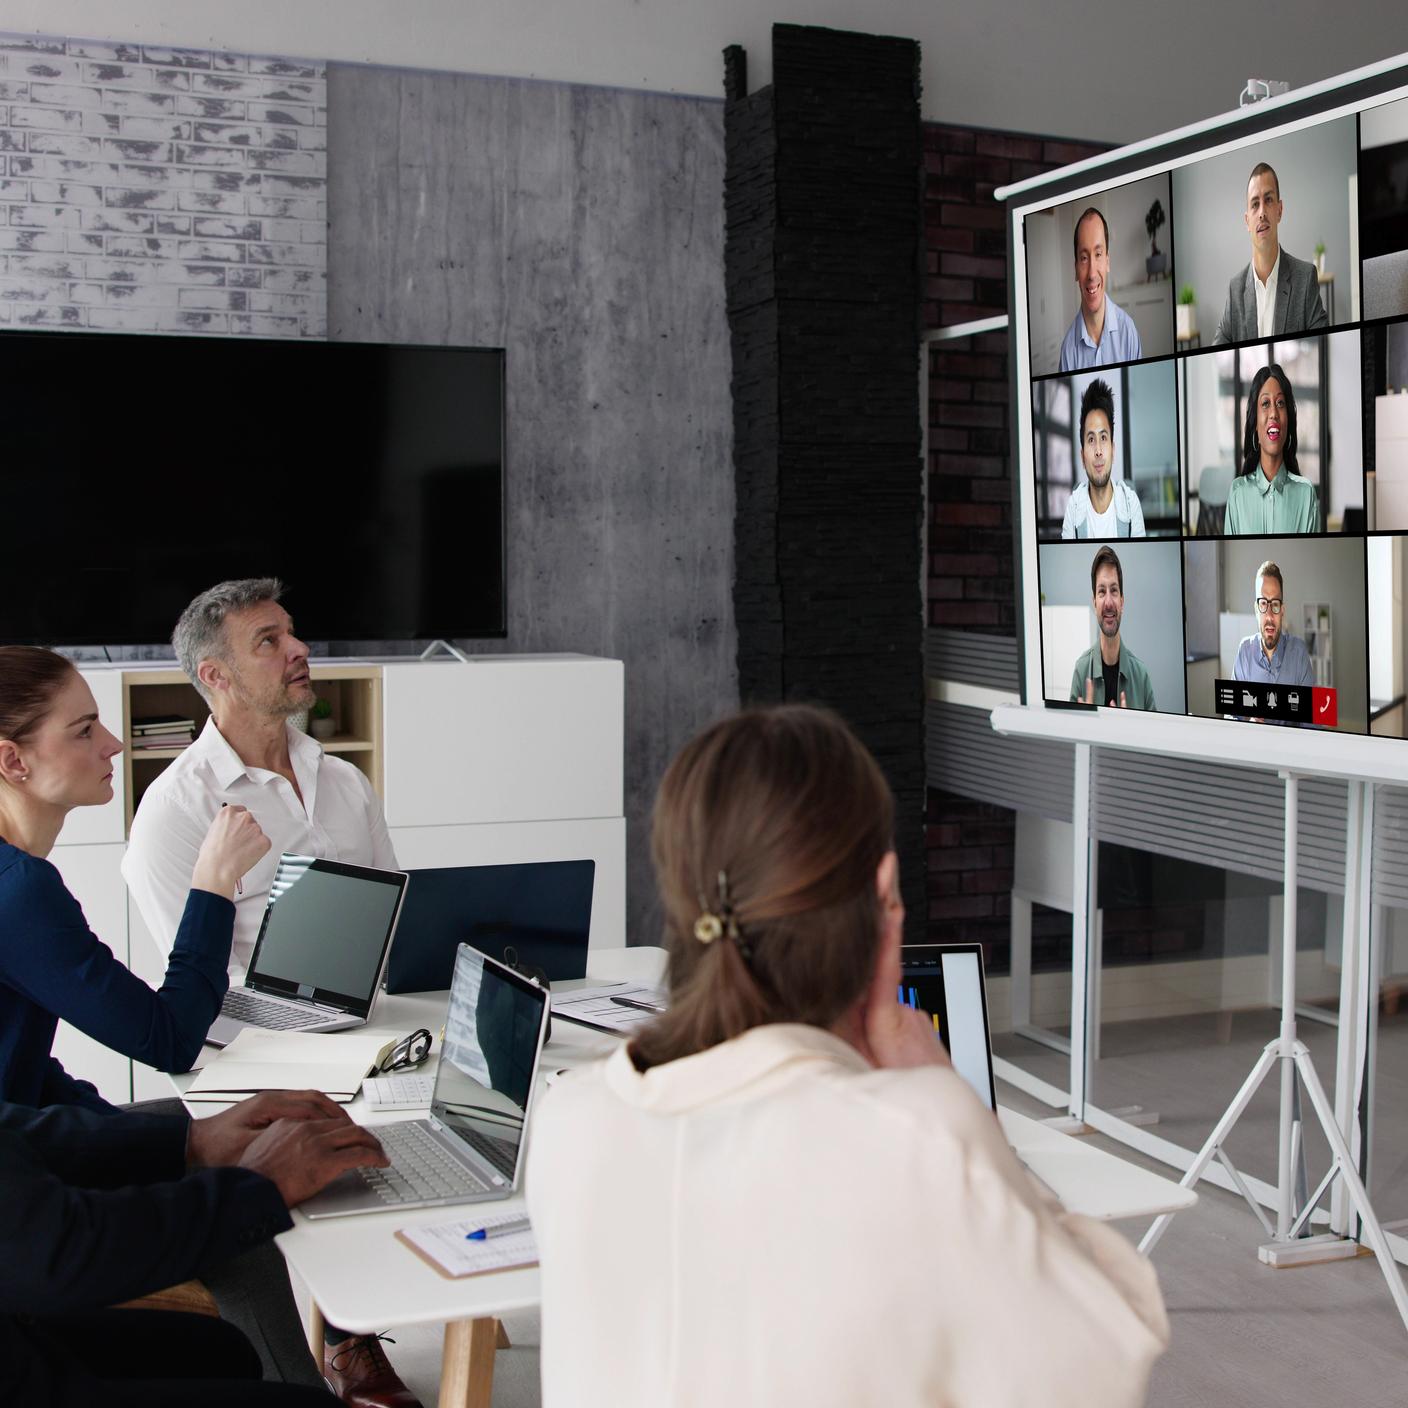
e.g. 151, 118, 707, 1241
1215, 680, 1336, 726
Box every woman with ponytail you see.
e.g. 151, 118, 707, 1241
528, 704, 1169, 1408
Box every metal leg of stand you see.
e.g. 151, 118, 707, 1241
1140, 1041, 1281, 1256
1293, 1043, 1408, 1332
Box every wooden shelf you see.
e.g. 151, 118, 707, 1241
121, 665, 384, 832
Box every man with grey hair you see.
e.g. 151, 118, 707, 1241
125, 578, 396, 979
122, 579, 415, 1408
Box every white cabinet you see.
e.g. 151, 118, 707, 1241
48, 654, 627, 1097
381, 656, 623, 827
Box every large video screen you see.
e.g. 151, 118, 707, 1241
1014, 73, 1408, 740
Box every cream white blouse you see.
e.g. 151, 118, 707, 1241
527, 1022, 1169, 1408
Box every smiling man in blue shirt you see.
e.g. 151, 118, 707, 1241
1058, 207, 1143, 371
1233, 559, 1314, 695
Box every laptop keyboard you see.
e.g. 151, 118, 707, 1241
360, 1120, 500, 1204
220, 988, 331, 1031
454, 1122, 519, 1182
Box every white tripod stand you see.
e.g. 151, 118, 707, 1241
1138, 772, 1408, 1333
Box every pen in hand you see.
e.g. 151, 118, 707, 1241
220, 802, 244, 894
466, 1216, 532, 1242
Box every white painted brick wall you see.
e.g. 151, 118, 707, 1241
0, 33, 326, 337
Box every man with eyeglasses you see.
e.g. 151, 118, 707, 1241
1233, 561, 1314, 702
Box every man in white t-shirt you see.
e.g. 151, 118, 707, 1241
122, 577, 417, 1408
1060, 376, 1146, 540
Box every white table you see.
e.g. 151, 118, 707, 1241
1000, 1107, 1197, 1222
184, 947, 1194, 1407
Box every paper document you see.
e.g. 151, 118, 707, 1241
397, 1213, 538, 1279
550, 983, 668, 1034
185, 1028, 391, 1102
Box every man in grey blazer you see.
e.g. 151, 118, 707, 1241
1213, 163, 1328, 345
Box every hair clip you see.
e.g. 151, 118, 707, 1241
694, 870, 754, 959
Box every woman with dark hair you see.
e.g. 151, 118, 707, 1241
0, 646, 267, 1109
1223, 362, 1320, 534
528, 704, 1169, 1408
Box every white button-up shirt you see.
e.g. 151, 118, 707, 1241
1254, 249, 1281, 338
123, 718, 398, 979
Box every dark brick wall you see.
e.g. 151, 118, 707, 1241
923, 123, 1109, 962
726, 24, 926, 930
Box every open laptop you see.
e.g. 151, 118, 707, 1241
899, 942, 998, 1110
299, 943, 550, 1219
206, 854, 408, 1047
385, 858, 595, 993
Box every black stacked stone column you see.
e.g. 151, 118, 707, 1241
725, 25, 925, 928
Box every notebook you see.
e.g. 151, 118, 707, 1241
899, 943, 998, 1110
385, 859, 595, 993
298, 944, 550, 1219
206, 854, 408, 1047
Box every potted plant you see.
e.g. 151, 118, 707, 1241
1177, 284, 1196, 340
309, 696, 336, 741
1314, 240, 1327, 275
1145, 198, 1167, 278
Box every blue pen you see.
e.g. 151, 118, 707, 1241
466, 1216, 532, 1242
908, 986, 918, 1009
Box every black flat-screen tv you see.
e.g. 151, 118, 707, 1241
5, 329, 506, 644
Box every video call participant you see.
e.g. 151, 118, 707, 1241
0, 1090, 386, 1407
1213, 163, 1328, 344
1059, 207, 1143, 371
529, 705, 1169, 1408
121, 580, 415, 1408
1068, 546, 1157, 709
1060, 377, 1146, 539
124, 577, 398, 981
1223, 364, 1320, 535
1233, 560, 1315, 691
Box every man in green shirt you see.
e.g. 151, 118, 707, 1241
1068, 545, 1158, 709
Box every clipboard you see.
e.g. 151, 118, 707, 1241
395, 1215, 539, 1280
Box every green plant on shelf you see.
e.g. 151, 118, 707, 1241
1178, 284, 1196, 306
311, 698, 333, 721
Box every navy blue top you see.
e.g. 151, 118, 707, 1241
0, 840, 233, 1111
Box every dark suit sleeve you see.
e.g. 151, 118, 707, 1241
0, 1113, 291, 1315
1305, 270, 1328, 330
0, 1100, 188, 1186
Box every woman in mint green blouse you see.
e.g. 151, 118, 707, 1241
1223, 363, 1320, 536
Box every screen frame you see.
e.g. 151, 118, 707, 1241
900, 941, 998, 1111
429, 943, 551, 1187
0, 328, 509, 646
1004, 58, 1408, 726
245, 854, 409, 1014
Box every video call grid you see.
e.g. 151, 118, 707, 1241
1020, 100, 1408, 734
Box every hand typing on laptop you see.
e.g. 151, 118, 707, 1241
184, 1088, 389, 1207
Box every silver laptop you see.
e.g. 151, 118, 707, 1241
206, 854, 408, 1047
299, 943, 550, 1219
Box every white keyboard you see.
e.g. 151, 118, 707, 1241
362, 1073, 436, 1110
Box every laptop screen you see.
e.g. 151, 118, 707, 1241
386, 858, 596, 993
246, 854, 407, 1012
900, 944, 997, 1110
431, 945, 549, 1175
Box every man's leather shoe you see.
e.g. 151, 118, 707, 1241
324, 1333, 424, 1408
